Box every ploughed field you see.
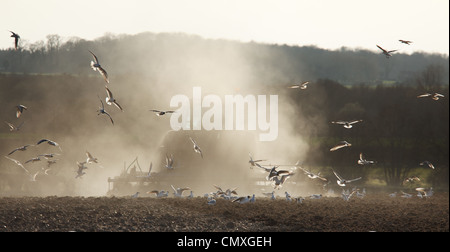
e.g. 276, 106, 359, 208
0, 193, 448, 232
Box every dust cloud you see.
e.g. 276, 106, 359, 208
0, 37, 324, 198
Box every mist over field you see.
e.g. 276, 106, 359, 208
0, 32, 448, 197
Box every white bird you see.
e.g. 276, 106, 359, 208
299, 166, 328, 182
332, 170, 362, 187
214, 185, 238, 199
271, 192, 276, 200
262, 191, 275, 199
403, 176, 420, 185
149, 109, 175, 116
267, 166, 292, 181
105, 86, 123, 111
8, 144, 33, 155
401, 191, 413, 198
272, 174, 292, 189
131, 192, 140, 198
89, 50, 109, 83
15, 105, 27, 118
147, 190, 169, 198
356, 188, 366, 198
97, 95, 114, 125
388, 192, 397, 198
419, 161, 435, 170
38, 153, 60, 159
165, 154, 175, 170
171, 185, 191, 197
232, 196, 251, 204
288, 81, 310, 89
189, 137, 203, 158
417, 93, 445, 101
86, 151, 98, 164
187, 191, 194, 199
295, 197, 305, 203
341, 189, 356, 201
416, 187, 433, 198
36, 138, 62, 151
399, 40, 413, 45
310, 194, 322, 199
331, 120, 363, 129
358, 153, 376, 165
376, 45, 397, 58
285, 191, 292, 202
249, 194, 256, 203
75, 166, 86, 179
25, 156, 41, 164
5, 121, 24, 131
9, 31, 20, 50
330, 141, 352, 151
248, 152, 266, 168
207, 197, 217, 205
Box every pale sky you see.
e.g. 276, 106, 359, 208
1, 0, 449, 55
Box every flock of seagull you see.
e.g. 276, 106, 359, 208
3, 31, 442, 203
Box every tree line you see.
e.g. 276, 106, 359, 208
0, 32, 449, 86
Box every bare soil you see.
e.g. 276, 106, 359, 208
0, 193, 448, 232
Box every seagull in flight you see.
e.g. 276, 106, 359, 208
5, 121, 24, 131
288, 81, 310, 90
16, 105, 27, 118
248, 152, 266, 168
86, 151, 98, 164
97, 95, 114, 125
105, 86, 123, 111
149, 109, 176, 116
75, 161, 88, 178
376, 45, 397, 58
417, 93, 445, 101
171, 185, 191, 197
254, 163, 292, 181
357, 153, 376, 165
189, 137, 203, 158
38, 153, 60, 159
299, 166, 328, 182
8, 144, 33, 155
419, 161, 435, 169
272, 174, 293, 189
403, 176, 420, 185
89, 50, 109, 83
399, 40, 413, 45
213, 185, 238, 198
331, 120, 363, 129
267, 166, 292, 181
332, 169, 362, 187
165, 154, 175, 170
25, 156, 41, 164
9, 31, 20, 50
330, 141, 352, 151
37, 139, 62, 151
